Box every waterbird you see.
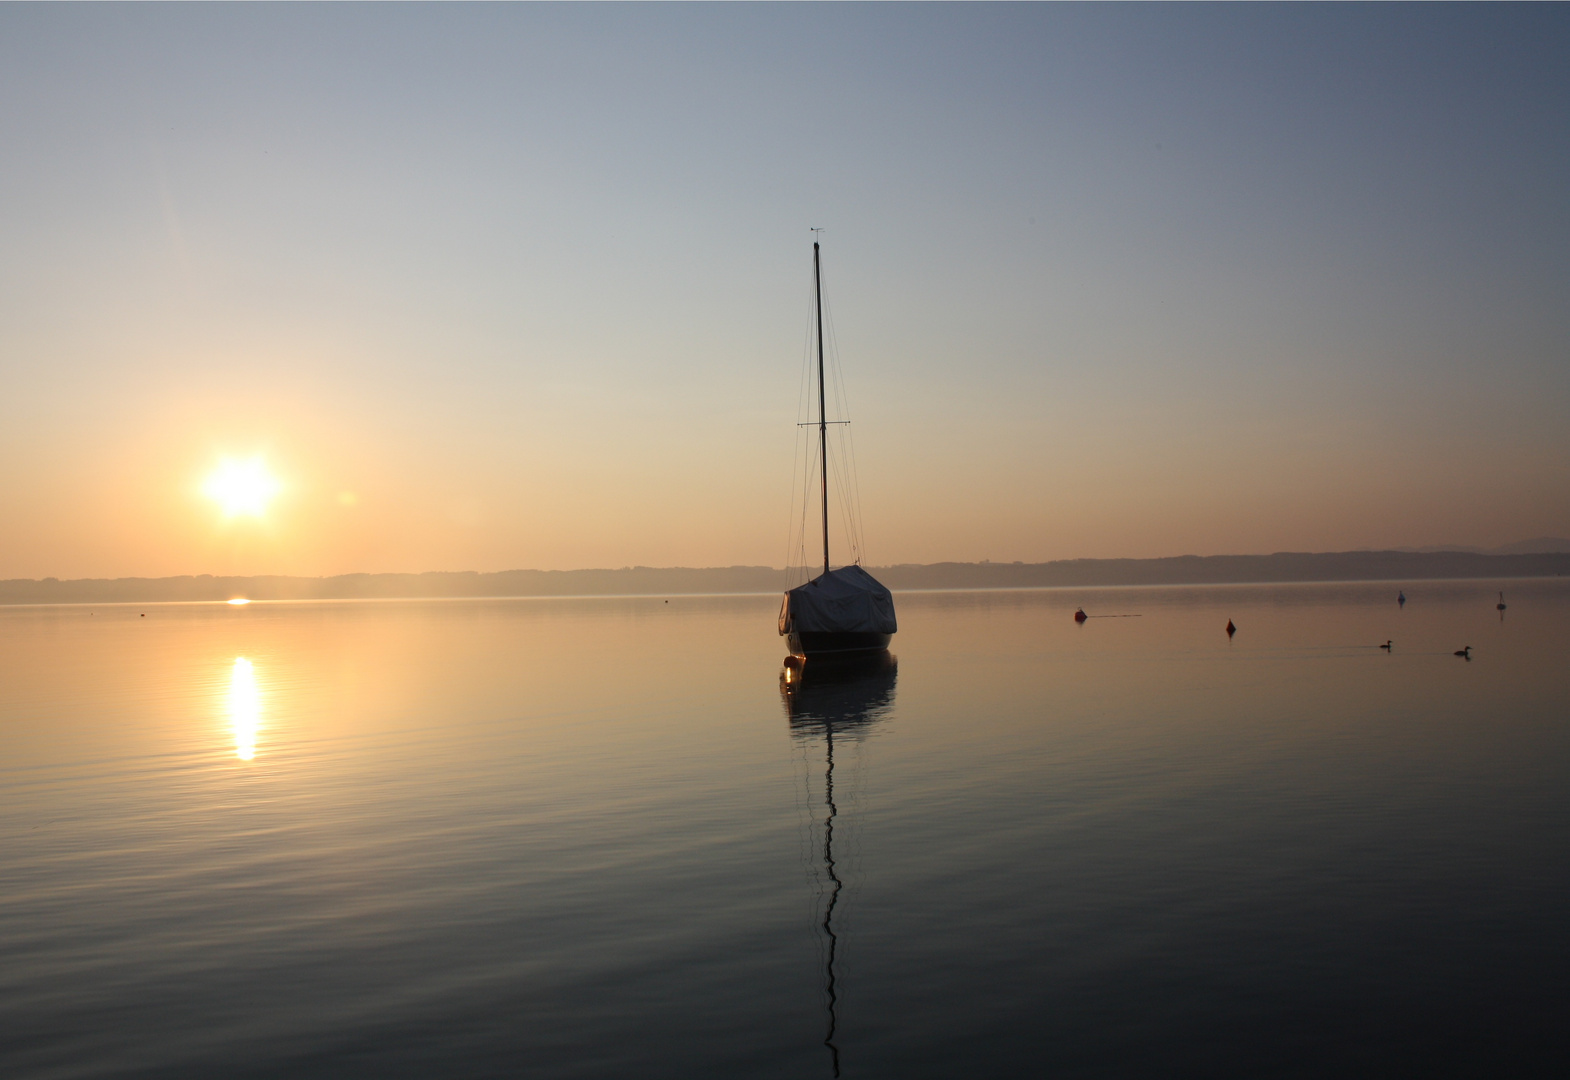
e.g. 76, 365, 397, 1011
1226, 619, 1236, 637
1379, 640, 1393, 651
1454, 645, 1472, 658
1398, 591, 1406, 606
1074, 608, 1087, 624
1497, 592, 1507, 611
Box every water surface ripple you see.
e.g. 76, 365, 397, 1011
2, 581, 1567, 1077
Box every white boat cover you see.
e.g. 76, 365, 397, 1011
779, 565, 898, 635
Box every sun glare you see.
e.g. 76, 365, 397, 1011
229, 657, 260, 761
203, 457, 280, 519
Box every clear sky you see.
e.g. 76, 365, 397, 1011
1, 3, 1566, 579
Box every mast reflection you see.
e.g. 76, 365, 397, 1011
229, 657, 260, 761
781, 652, 897, 1078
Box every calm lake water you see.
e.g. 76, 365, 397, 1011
3, 580, 1567, 1078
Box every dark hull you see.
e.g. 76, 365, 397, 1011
785, 630, 892, 657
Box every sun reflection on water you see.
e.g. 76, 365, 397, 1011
229, 657, 260, 761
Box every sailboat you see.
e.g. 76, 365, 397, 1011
779, 240, 898, 658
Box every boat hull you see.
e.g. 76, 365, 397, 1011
785, 630, 892, 657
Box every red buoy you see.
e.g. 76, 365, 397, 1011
1074, 608, 1087, 623
1225, 619, 1236, 637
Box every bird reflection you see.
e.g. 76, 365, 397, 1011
781, 652, 897, 1078
229, 657, 260, 760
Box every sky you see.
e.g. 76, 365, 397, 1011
1, 3, 1567, 579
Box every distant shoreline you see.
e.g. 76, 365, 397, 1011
3, 551, 1567, 606
2, 576, 1565, 612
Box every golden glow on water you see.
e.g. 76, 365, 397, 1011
227, 598, 251, 606
2, 581, 1567, 1076
229, 657, 260, 761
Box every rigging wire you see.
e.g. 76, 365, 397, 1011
784, 263, 820, 588
818, 265, 868, 565
782, 239, 872, 586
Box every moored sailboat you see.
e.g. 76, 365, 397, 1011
779, 240, 897, 658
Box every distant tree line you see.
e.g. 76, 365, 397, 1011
2, 551, 1566, 605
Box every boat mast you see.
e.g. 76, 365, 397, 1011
814, 241, 829, 578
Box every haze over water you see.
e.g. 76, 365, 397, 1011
4, 579, 1566, 1077
3, 5, 1568, 578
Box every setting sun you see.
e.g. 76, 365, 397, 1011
202, 457, 281, 519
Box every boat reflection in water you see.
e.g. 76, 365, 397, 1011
780, 651, 898, 1078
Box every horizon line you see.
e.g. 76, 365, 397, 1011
10, 543, 1570, 585
2, 574, 1566, 612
